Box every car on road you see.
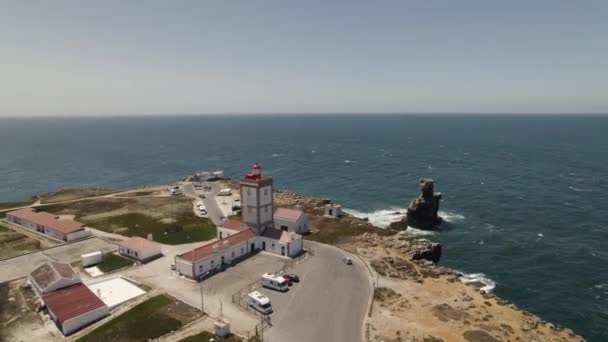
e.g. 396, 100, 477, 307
282, 275, 293, 286
198, 194, 206, 199
343, 256, 353, 265
284, 273, 300, 283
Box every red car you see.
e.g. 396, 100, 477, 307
282, 275, 293, 286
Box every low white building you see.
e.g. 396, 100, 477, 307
324, 203, 343, 218
28, 261, 81, 296
175, 229, 259, 279
259, 228, 303, 257
217, 219, 247, 240
42, 284, 109, 335
274, 207, 309, 234
118, 237, 162, 262
6, 207, 90, 241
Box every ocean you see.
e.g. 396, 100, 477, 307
0, 114, 606, 340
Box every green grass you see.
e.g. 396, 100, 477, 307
0, 199, 35, 211
77, 295, 182, 342
0, 225, 9, 233
154, 223, 217, 244
93, 212, 216, 245
97, 253, 134, 272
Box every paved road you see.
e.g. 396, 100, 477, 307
264, 241, 372, 342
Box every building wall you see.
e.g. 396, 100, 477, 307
61, 305, 109, 335
217, 227, 238, 239
274, 215, 308, 234
241, 182, 274, 235
119, 244, 161, 261
177, 238, 260, 278
43, 227, 67, 241
66, 230, 91, 242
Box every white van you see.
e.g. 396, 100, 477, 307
248, 291, 272, 314
218, 188, 232, 196
261, 273, 289, 292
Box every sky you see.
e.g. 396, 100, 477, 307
1, 1, 607, 116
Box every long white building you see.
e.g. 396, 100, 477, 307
6, 207, 91, 241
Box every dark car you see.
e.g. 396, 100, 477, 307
284, 273, 300, 283
282, 275, 293, 286
199, 194, 206, 199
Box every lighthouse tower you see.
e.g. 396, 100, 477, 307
240, 163, 274, 235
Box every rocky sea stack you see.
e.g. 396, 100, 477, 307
390, 178, 443, 230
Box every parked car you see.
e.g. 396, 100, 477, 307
284, 273, 300, 283
171, 264, 176, 270
199, 209, 207, 215
282, 275, 293, 286
199, 194, 206, 199
343, 256, 353, 265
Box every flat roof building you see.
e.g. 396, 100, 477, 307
274, 207, 309, 234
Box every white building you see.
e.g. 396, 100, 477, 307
324, 203, 343, 218
6, 207, 91, 241
175, 229, 259, 279
28, 261, 81, 296
42, 284, 109, 335
175, 163, 304, 279
274, 207, 309, 234
118, 236, 162, 262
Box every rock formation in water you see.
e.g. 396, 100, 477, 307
390, 178, 443, 230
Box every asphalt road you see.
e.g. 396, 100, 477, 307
264, 241, 372, 342
182, 182, 224, 225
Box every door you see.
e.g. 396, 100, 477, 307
281, 246, 285, 256
250, 243, 255, 252
329, 209, 333, 215
262, 241, 266, 251
221, 255, 225, 266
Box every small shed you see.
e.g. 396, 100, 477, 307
118, 237, 162, 262
273, 208, 308, 234
81, 251, 103, 267
324, 204, 343, 218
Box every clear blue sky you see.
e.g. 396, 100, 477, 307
1, 1, 607, 115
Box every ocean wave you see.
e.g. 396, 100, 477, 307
403, 227, 436, 236
568, 186, 589, 192
271, 153, 280, 157
438, 210, 465, 222
458, 272, 496, 293
344, 160, 353, 163
345, 207, 465, 229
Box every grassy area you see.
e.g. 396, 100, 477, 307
38, 188, 118, 204
97, 253, 134, 272
36, 196, 217, 244
0, 199, 35, 211
305, 216, 393, 245
77, 294, 201, 342
179, 331, 254, 342
0, 227, 42, 259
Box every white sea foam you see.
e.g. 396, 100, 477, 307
344, 207, 405, 228
344, 160, 353, 163
271, 153, 280, 157
439, 210, 465, 223
403, 227, 436, 236
458, 272, 496, 293
344, 207, 465, 229
568, 186, 588, 192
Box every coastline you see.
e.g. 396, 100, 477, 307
0, 184, 585, 341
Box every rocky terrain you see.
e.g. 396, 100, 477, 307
391, 178, 442, 230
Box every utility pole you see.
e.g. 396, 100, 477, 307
200, 282, 205, 313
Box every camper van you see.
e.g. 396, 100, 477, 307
247, 291, 273, 314
218, 188, 232, 196
261, 273, 289, 292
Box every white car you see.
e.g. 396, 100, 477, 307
343, 257, 353, 265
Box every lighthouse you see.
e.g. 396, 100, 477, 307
240, 163, 274, 235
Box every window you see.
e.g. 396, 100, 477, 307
264, 188, 268, 196
231, 251, 235, 258
248, 207, 252, 213
211, 260, 214, 265
264, 207, 268, 213
272, 243, 275, 249
241, 247, 244, 255
199, 265, 203, 271
247, 189, 251, 196
135, 252, 138, 257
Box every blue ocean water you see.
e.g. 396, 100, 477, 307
0, 114, 607, 340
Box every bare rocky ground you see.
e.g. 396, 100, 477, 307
346, 233, 584, 342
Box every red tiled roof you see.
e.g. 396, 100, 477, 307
7, 208, 84, 234
42, 284, 107, 324
119, 236, 160, 252
30, 261, 78, 290
274, 208, 304, 221
179, 229, 257, 262
220, 219, 245, 232
262, 229, 301, 242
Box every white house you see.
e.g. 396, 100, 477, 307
42, 284, 109, 335
6, 207, 90, 241
28, 261, 81, 296
324, 203, 343, 218
273, 207, 309, 234
259, 228, 303, 257
175, 229, 259, 279
118, 237, 162, 262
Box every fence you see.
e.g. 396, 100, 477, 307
231, 247, 315, 338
